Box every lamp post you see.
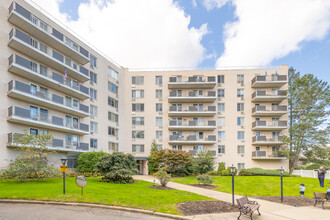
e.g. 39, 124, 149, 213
230, 164, 236, 206
61, 159, 68, 195
280, 167, 284, 202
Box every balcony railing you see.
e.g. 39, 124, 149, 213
8, 54, 89, 99
252, 150, 286, 159
169, 76, 216, 83
251, 75, 287, 88
169, 120, 216, 126
168, 76, 216, 89
169, 135, 217, 144
252, 105, 287, 116
189, 150, 216, 156
252, 136, 283, 143
8, 132, 89, 151
8, 106, 89, 135
169, 105, 216, 112
9, 28, 89, 82
8, 80, 89, 117
252, 90, 287, 100
169, 90, 216, 97
252, 120, 287, 130
8, 2, 89, 64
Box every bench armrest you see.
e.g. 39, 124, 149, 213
248, 200, 258, 205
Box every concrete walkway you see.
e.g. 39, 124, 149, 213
134, 175, 330, 220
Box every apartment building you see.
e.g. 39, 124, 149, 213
0, 0, 289, 174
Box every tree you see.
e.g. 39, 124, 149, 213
77, 151, 109, 173
96, 152, 139, 183
302, 145, 330, 166
192, 150, 215, 174
155, 168, 171, 187
148, 140, 159, 174
283, 67, 330, 173
1, 131, 58, 181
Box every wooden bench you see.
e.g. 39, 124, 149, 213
236, 195, 261, 220
313, 192, 330, 209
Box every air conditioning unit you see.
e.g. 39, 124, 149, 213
132, 98, 136, 101
217, 97, 222, 101
241, 154, 244, 157
90, 131, 94, 135
241, 140, 245, 143
217, 112, 222, 115
159, 112, 163, 115
217, 83, 222, 87
159, 126, 163, 129
241, 126, 244, 129
218, 126, 222, 129
241, 98, 244, 101
131, 85, 136, 88
218, 140, 222, 142
132, 111, 136, 115
241, 111, 244, 115
240, 83, 244, 86
159, 98, 163, 101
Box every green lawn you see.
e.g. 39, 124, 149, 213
0, 177, 212, 215
172, 176, 330, 198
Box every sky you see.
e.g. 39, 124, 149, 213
27, 0, 330, 82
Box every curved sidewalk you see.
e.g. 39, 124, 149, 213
134, 175, 330, 220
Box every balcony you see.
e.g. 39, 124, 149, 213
251, 75, 287, 88
168, 105, 216, 117
169, 120, 216, 131
252, 136, 284, 145
8, 54, 89, 100
7, 133, 89, 152
189, 150, 216, 156
252, 105, 287, 116
168, 76, 216, 89
8, 28, 90, 82
169, 135, 217, 145
252, 121, 287, 131
252, 90, 287, 102
8, 106, 89, 135
8, 80, 89, 118
8, 2, 89, 64
168, 91, 216, 103
252, 151, 286, 160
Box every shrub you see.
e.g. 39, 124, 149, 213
217, 162, 226, 173
96, 152, 139, 183
247, 168, 290, 177
155, 168, 171, 187
238, 168, 252, 176
220, 169, 230, 176
77, 151, 109, 173
207, 171, 220, 176
192, 151, 215, 174
196, 174, 214, 185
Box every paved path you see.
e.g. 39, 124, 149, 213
134, 175, 330, 220
0, 203, 169, 220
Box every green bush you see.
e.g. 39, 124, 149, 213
196, 174, 214, 185
238, 168, 290, 177
96, 152, 139, 183
207, 171, 220, 176
238, 168, 252, 176
77, 151, 109, 173
217, 162, 226, 173
192, 151, 215, 174
305, 164, 328, 170
155, 168, 171, 187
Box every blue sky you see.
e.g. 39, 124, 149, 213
55, 0, 329, 82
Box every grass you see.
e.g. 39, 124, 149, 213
0, 177, 212, 215
172, 176, 330, 198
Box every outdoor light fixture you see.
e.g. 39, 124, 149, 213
231, 164, 236, 206
280, 167, 284, 202
60, 158, 68, 195
61, 158, 68, 166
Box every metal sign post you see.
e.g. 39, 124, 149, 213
75, 176, 87, 196
60, 165, 67, 195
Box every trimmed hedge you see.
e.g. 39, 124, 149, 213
239, 168, 290, 177
77, 151, 109, 173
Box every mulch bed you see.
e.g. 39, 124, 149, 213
148, 185, 174, 190
188, 184, 217, 189
177, 200, 238, 216
252, 196, 315, 207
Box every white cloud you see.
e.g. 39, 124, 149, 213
192, 0, 197, 8
28, 0, 208, 68
202, 0, 230, 11
216, 0, 330, 68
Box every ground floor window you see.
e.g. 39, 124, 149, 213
237, 163, 245, 171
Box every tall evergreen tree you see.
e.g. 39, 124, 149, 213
284, 67, 330, 173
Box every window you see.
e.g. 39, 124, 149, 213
218, 103, 225, 112
132, 144, 144, 152
90, 139, 97, 148
218, 131, 225, 140
156, 117, 163, 126
30, 128, 38, 135
108, 82, 118, 94
108, 142, 119, 151
90, 105, 97, 117
132, 131, 144, 139
132, 104, 144, 112
237, 117, 244, 126
237, 103, 244, 111
65, 96, 79, 109
172, 145, 182, 151
132, 90, 144, 98
90, 71, 97, 84
65, 37, 78, 51
39, 43, 48, 53
193, 145, 204, 152
237, 75, 244, 84
156, 131, 163, 139
108, 127, 118, 136
90, 88, 97, 100
108, 112, 119, 122
156, 90, 162, 98
218, 145, 225, 154
132, 117, 144, 125
65, 134, 79, 147
237, 145, 244, 153
156, 103, 163, 112
218, 89, 225, 97
155, 76, 163, 85
237, 163, 245, 171
90, 121, 98, 133
256, 146, 261, 151
237, 131, 245, 140
218, 117, 225, 126
108, 67, 118, 81
132, 76, 144, 85
157, 145, 163, 150
218, 75, 224, 84
67, 159, 78, 168
237, 89, 244, 98
108, 97, 118, 108
65, 115, 79, 128
90, 55, 97, 67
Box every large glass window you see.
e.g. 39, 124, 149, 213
90, 88, 97, 100
132, 90, 144, 98
218, 103, 225, 112
237, 117, 244, 126
218, 117, 225, 126
218, 145, 225, 154
237, 103, 244, 111
132, 131, 144, 139
132, 144, 144, 152
156, 131, 163, 139
90, 55, 97, 67
108, 82, 118, 94
218, 89, 225, 97
90, 71, 97, 84
217, 75, 224, 84
155, 76, 163, 85
237, 75, 244, 84
90, 105, 97, 117
108, 127, 118, 136
156, 90, 162, 98
237, 131, 245, 140
132, 117, 144, 125
90, 139, 98, 148
132, 76, 144, 85
108, 112, 119, 122
108, 67, 118, 81
108, 97, 118, 108
156, 103, 163, 112
132, 104, 144, 112
237, 89, 244, 98
90, 121, 98, 132
156, 117, 163, 126
218, 131, 225, 140
237, 145, 245, 153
